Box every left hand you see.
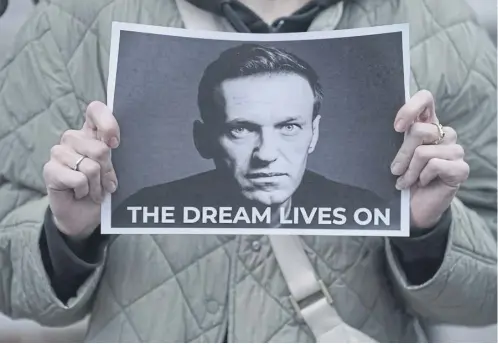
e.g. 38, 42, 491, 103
390, 90, 469, 230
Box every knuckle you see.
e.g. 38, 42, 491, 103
444, 126, 457, 141
74, 173, 88, 188
102, 166, 116, 180
411, 122, 424, 132
427, 157, 439, 170
410, 122, 426, 139
50, 145, 62, 159
103, 168, 117, 181
95, 142, 111, 161
443, 161, 469, 185
413, 146, 428, 161
401, 168, 414, 182
85, 160, 101, 178
60, 131, 70, 144
43, 162, 60, 189
42, 161, 53, 180
60, 129, 79, 144
448, 168, 459, 179
453, 144, 465, 158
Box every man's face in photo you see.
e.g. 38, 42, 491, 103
211, 73, 321, 206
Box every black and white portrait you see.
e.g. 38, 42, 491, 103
102, 24, 410, 236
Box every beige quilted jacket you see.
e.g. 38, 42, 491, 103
0, 0, 496, 342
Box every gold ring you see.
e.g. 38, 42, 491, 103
431, 122, 445, 145
73, 156, 86, 171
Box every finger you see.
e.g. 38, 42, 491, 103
394, 90, 437, 132
43, 160, 89, 199
60, 130, 114, 175
395, 144, 465, 190
438, 126, 458, 145
58, 132, 118, 193
52, 140, 117, 195
83, 101, 120, 148
391, 122, 441, 175
101, 168, 118, 194
50, 144, 103, 203
419, 158, 470, 188
75, 156, 104, 203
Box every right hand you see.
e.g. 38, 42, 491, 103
43, 101, 120, 239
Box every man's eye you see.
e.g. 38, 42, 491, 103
230, 127, 250, 137
281, 124, 299, 135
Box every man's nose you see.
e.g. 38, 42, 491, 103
253, 130, 278, 163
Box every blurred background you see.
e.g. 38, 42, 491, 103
0, 0, 496, 57
0, 0, 496, 342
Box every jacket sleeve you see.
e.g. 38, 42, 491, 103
0, 2, 107, 326
41, 207, 109, 306
0, 191, 107, 327
385, 0, 497, 326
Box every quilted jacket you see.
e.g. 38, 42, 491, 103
0, 0, 496, 342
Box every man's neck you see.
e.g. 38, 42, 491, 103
268, 197, 292, 228
238, 0, 311, 24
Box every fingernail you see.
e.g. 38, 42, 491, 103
396, 178, 404, 190
109, 137, 119, 149
391, 162, 402, 175
109, 181, 117, 193
395, 119, 405, 132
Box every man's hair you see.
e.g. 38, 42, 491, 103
197, 44, 323, 123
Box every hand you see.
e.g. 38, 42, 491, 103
390, 90, 469, 230
43, 101, 120, 239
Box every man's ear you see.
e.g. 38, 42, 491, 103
193, 120, 214, 159
308, 115, 321, 154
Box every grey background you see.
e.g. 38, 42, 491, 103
111, 30, 405, 213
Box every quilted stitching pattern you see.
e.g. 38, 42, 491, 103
0, 0, 496, 342
86, 234, 231, 342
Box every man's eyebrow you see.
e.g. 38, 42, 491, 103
223, 116, 305, 126
277, 117, 304, 125
224, 118, 258, 126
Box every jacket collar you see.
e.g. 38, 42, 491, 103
174, 0, 344, 32
308, 0, 344, 31
175, 0, 235, 31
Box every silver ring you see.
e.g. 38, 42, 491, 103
431, 122, 445, 145
73, 156, 86, 171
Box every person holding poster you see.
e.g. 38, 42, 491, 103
0, 0, 496, 343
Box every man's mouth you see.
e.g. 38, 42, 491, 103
246, 172, 287, 179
